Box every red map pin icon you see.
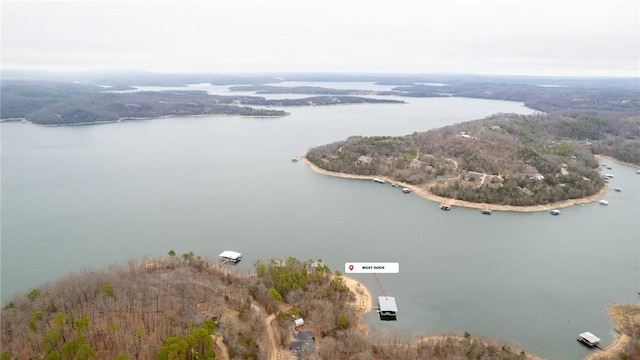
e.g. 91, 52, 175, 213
348, 264, 354, 271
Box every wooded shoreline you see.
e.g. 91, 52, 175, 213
301, 155, 612, 212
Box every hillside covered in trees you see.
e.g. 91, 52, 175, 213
306, 111, 639, 207
2, 254, 546, 360
0, 79, 402, 125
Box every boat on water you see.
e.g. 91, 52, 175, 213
439, 204, 452, 211
373, 178, 386, 184
550, 209, 561, 215
401, 187, 411, 194
614, 187, 622, 192
599, 200, 609, 205
481, 209, 492, 215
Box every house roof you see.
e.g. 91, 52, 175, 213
291, 339, 315, 351
378, 296, 398, 312
296, 331, 315, 341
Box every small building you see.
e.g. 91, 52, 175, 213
291, 340, 315, 357
296, 331, 315, 341
291, 331, 316, 357
577, 332, 601, 347
378, 296, 398, 320
219, 250, 242, 264
293, 318, 304, 327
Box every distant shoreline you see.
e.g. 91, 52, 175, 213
0, 112, 289, 127
301, 155, 611, 212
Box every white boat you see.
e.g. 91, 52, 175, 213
598, 200, 609, 205
401, 187, 411, 194
439, 204, 452, 211
550, 209, 560, 215
481, 209, 492, 215
373, 178, 386, 184
614, 187, 622, 192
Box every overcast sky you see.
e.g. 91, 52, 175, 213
2, 0, 638, 77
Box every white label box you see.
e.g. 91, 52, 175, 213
344, 262, 399, 273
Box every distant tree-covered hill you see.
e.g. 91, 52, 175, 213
0, 80, 402, 125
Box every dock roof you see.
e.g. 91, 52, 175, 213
378, 296, 398, 312
579, 332, 601, 344
219, 250, 242, 260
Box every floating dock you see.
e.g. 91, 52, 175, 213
377, 296, 398, 320
577, 332, 603, 350
219, 250, 242, 264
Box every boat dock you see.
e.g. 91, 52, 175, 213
219, 250, 243, 264
577, 332, 604, 350
376, 296, 398, 320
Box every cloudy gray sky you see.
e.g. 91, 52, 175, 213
2, 0, 638, 76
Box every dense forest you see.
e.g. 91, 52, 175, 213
305, 110, 640, 206
2, 254, 548, 360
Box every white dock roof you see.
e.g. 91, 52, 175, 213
579, 332, 601, 343
378, 296, 398, 312
219, 250, 242, 259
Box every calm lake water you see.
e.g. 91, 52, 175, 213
2, 88, 638, 359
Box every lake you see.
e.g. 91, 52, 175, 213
1, 87, 638, 359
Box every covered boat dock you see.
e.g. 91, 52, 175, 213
219, 250, 242, 264
377, 296, 398, 320
577, 331, 602, 349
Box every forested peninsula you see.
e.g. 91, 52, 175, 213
305, 112, 639, 208
1, 254, 543, 360
299, 75, 639, 208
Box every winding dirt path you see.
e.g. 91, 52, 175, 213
265, 314, 280, 360
215, 335, 230, 360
